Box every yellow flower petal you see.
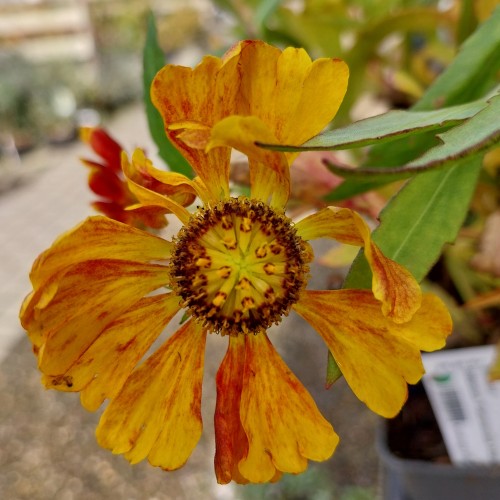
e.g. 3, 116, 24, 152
214, 335, 250, 485
30, 260, 169, 374
25, 216, 171, 289
365, 240, 422, 323
390, 293, 453, 351
124, 148, 198, 205
96, 320, 206, 470
283, 56, 349, 146
208, 115, 290, 207
122, 150, 193, 224
42, 293, 181, 411
152, 40, 349, 207
294, 290, 452, 417
296, 207, 421, 322
151, 54, 241, 203
123, 203, 169, 230
238, 333, 339, 483
234, 41, 349, 148
169, 120, 212, 150
295, 206, 365, 245
20, 217, 172, 350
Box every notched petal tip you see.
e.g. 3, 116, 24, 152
237, 334, 338, 483
295, 290, 446, 418
96, 320, 206, 470
368, 242, 422, 324
295, 206, 423, 323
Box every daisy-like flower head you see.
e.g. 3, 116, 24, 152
80, 127, 186, 229
20, 40, 452, 484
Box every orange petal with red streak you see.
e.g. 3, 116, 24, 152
122, 150, 193, 224
96, 320, 206, 470
294, 290, 452, 417
238, 333, 338, 482
207, 115, 290, 208
296, 207, 421, 322
214, 335, 250, 484
28, 259, 169, 374
42, 293, 181, 411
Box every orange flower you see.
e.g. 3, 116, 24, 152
80, 127, 176, 229
20, 41, 452, 484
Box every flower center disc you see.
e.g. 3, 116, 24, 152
170, 198, 309, 336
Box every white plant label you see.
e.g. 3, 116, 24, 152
422, 345, 500, 465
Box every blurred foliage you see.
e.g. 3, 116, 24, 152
213, 0, 477, 121
235, 464, 376, 500
0, 0, 219, 152
0, 54, 88, 149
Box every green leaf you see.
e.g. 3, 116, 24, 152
369, 156, 482, 282
325, 8, 500, 379
330, 7, 500, 199
326, 155, 483, 376
405, 95, 499, 166
260, 97, 489, 152
143, 12, 192, 177
324, 94, 500, 182
414, 5, 500, 110
342, 155, 482, 287
325, 353, 343, 389
255, 0, 282, 32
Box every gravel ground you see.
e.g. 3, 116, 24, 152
0, 247, 379, 500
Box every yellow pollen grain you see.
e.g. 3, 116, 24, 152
194, 290, 208, 301
264, 287, 276, 303
236, 277, 251, 290
223, 237, 237, 250
240, 217, 252, 232
217, 266, 232, 279
255, 243, 268, 258
221, 215, 233, 230
213, 291, 227, 308
196, 256, 211, 268
193, 274, 208, 288
260, 222, 273, 236
241, 296, 256, 311
270, 243, 283, 254
263, 263, 276, 275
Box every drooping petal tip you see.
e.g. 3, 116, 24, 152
231, 333, 338, 483
96, 321, 206, 470
296, 206, 422, 322
295, 289, 452, 418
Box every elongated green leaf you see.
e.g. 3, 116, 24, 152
340, 9, 500, 284
414, 6, 500, 110
326, 8, 500, 379
406, 95, 499, 165
326, 155, 484, 379
143, 12, 192, 176
330, 7, 500, 200
255, 0, 282, 31
262, 97, 489, 152
341, 156, 482, 291
325, 94, 500, 181
367, 156, 482, 282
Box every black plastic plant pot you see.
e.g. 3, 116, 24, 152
376, 383, 500, 500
